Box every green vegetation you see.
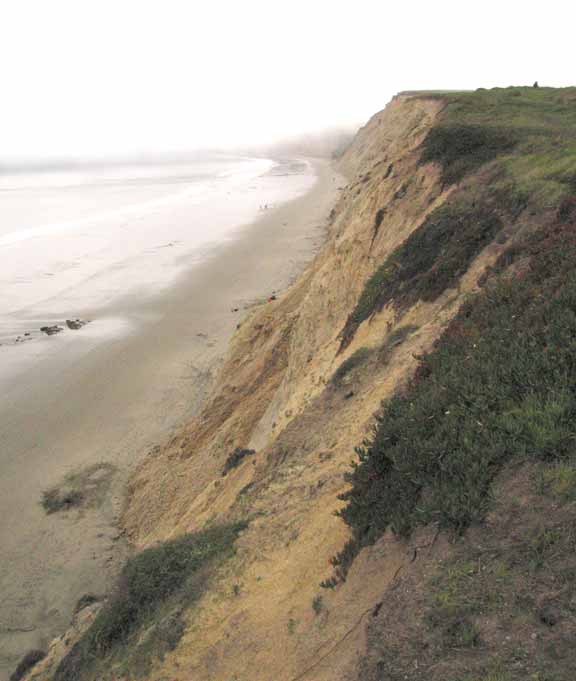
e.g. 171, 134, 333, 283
334, 87, 576, 681
53, 522, 246, 681
222, 447, 255, 476
332, 327, 418, 386
526, 525, 566, 572
419, 87, 576, 202
41, 463, 116, 514
420, 124, 521, 186
427, 610, 481, 650
73, 594, 101, 614
287, 618, 298, 634
333, 90, 576, 578
9, 650, 46, 681
41, 488, 84, 513
336, 202, 576, 570
339, 192, 509, 350
340, 87, 576, 351
371, 207, 386, 247
312, 595, 324, 615
364, 501, 576, 680
447, 668, 546, 680
331, 145, 576, 583
331, 347, 373, 386
378, 324, 418, 363
535, 462, 576, 502
374, 208, 386, 229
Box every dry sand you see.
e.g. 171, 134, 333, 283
0, 158, 342, 679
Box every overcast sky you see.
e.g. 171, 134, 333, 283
0, 0, 573, 159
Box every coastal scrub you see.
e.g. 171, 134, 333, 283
332, 87, 576, 582
53, 522, 246, 680
331, 194, 576, 583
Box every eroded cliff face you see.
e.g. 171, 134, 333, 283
27, 93, 522, 680
114, 94, 490, 681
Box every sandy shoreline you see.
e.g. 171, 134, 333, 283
0, 158, 342, 678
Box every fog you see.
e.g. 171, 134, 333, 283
1, 0, 573, 160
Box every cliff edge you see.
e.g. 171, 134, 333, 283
26, 86, 576, 681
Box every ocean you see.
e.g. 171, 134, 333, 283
0, 153, 332, 680
0, 154, 316, 381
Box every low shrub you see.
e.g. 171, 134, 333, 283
331, 347, 372, 386
524, 525, 568, 573
127, 610, 186, 677
419, 87, 576, 208
312, 595, 324, 615
222, 448, 255, 476
328, 538, 358, 584
370, 208, 386, 247
9, 650, 46, 681
535, 463, 576, 502
340, 193, 507, 351
53, 522, 246, 681
41, 489, 84, 514
40, 463, 116, 514
420, 124, 521, 186
332, 207, 576, 580
378, 325, 418, 364
73, 593, 101, 614
427, 609, 481, 649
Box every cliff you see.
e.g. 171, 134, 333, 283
26, 86, 576, 681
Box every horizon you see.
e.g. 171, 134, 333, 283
0, 123, 356, 169
1, 0, 574, 160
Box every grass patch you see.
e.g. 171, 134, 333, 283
363, 501, 576, 680
428, 610, 481, 649
339, 191, 509, 351
522, 524, 572, 573
41, 488, 84, 514
420, 124, 521, 186
331, 347, 373, 386
331, 189, 576, 580
370, 207, 386, 248
535, 462, 576, 502
126, 611, 186, 677
374, 208, 385, 228
40, 463, 116, 515
378, 324, 418, 363
312, 595, 324, 615
341, 88, 576, 351
222, 447, 255, 476
340, 86, 576, 681
449, 672, 514, 681
53, 522, 246, 681
429, 554, 510, 617
420, 87, 576, 205
326, 537, 358, 585
73, 594, 101, 615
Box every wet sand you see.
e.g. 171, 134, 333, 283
0, 158, 342, 678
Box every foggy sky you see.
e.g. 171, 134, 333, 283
1, 0, 573, 160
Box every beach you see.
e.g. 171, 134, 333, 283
0, 157, 341, 678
